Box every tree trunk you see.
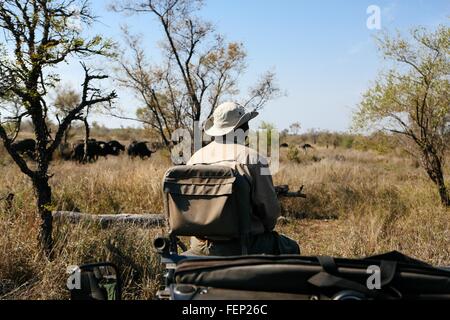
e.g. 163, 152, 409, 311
83, 116, 90, 163
422, 148, 450, 207
63, 123, 72, 145
29, 99, 54, 256
434, 172, 450, 207
437, 180, 450, 207
33, 176, 53, 256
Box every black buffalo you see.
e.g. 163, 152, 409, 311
73, 140, 102, 163
106, 140, 125, 156
128, 141, 153, 159
73, 140, 125, 163
281, 143, 289, 148
301, 143, 314, 151
96, 140, 125, 158
11, 139, 36, 159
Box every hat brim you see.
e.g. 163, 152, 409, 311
204, 111, 259, 137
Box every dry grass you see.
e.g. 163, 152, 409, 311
0, 146, 449, 299
276, 147, 449, 265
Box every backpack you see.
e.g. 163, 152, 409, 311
163, 165, 252, 253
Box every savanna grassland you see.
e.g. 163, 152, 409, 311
0, 139, 449, 300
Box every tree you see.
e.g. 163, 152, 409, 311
244, 70, 281, 112
113, 28, 193, 146
353, 25, 450, 206
0, 93, 25, 142
112, 0, 280, 148
307, 128, 319, 145
280, 128, 289, 140
289, 122, 301, 135
54, 87, 81, 145
0, 0, 117, 255
54, 85, 105, 162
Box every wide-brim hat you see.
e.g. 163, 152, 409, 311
204, 102, 259, 137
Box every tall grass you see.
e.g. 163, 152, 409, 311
0, 146, 449, 299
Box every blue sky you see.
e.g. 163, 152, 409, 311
59, 0, 449, 132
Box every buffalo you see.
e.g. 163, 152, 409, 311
301, 144, 315, 153
73, 140, 102, 163
106, 140, 125, 156
281, 143, 289, 148
128, 141, 153, 159
11, 139, 36, 160
73, 140, 126, 163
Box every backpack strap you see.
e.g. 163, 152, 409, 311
317, 256, 338, 274
233, 171, 251, 255
308, 256, 398, 299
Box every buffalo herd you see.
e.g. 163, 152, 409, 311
72, 140, 126, 163
8, 138, 155, 164
7, 139, 315, 163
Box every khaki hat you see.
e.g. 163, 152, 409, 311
204, 102, 259, 137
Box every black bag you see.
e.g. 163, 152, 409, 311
169, 251, 450, 300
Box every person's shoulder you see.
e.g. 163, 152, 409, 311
187, 149, 203, 165
187, 143, 213, 165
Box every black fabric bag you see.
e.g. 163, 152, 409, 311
171, 251, 450, 300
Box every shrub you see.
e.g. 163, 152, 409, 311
287, 146, 301, 163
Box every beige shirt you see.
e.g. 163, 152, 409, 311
187, 140, 280, 235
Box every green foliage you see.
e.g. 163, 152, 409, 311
353, 25, 450, 142
340, 135, 354, 149
353, 132, 397, 154
0, 1, 116, 96
287, 145, 301, 163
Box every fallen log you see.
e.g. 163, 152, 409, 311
52, 211, 166, 229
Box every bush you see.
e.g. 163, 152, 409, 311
287, 146, 301, 163
340, 135, 354, 149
